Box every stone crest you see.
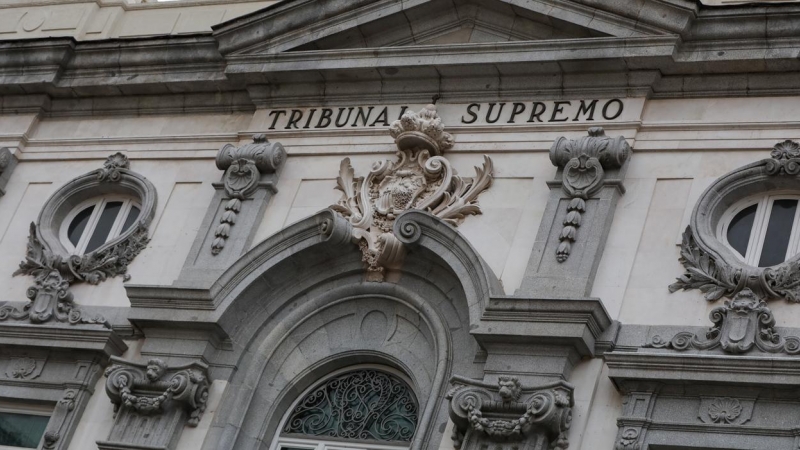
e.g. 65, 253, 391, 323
648, 289, 800, 355
446, 375, 572, 450
331, 104, 493, 281
549, 127, 630, 262
212, 134, 285, 255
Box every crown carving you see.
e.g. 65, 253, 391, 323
389, 104, 454, 156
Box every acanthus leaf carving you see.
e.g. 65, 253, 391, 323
669, 226, 800, 302
331, 105, 493, 281
446, 375, 573, 450
550, 127, 630, 262
212, 134, 285, 255
104, 357, 210, 427
648, 288, 800, 355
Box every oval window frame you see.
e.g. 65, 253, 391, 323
34, 154, 156, 273
59, 195, 143, 256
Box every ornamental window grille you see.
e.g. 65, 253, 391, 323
280, 368, 418, 444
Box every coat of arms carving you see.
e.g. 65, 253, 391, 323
331, 104, 493, 281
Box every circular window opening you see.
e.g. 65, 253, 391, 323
719, 193, 800, 267
61, 196, 141, 255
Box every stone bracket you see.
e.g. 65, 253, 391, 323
176, 135, 284, 287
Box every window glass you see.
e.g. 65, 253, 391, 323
0, 412, 49, 448
84, 201, 123, 253
67, 205, 94, 247
122, 205, 140, 233
759, 199, 799, 267
726, 204, 757, 257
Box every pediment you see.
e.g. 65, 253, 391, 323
215, 0, 686, 56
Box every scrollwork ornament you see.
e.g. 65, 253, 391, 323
447, 376, 573, 450
765, 140, 800, 176
549, 127, 630, 262
211, 134, 285, 255
97, 152, 130, 183
648, 289, 800, 355
615, 428, 641, 450
331, 105, 493, 281
6, 357, 36, 379
104, 358, 210, 427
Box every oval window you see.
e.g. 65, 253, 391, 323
720, 194, 800, 267
61, 197, 141, 255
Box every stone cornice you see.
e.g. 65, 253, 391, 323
476, 296, 612, 357
605, 350, 800, 388
0, 321, 127, 357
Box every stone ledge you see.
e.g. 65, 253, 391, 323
0, 322, 127, 357
474, 296, 612, 357
606, 350, 800, 387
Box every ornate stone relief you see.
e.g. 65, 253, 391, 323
104, 358, 209, 424
447, 375, 573, 450
670, 140, 800, 302
5, 356, 37, 379
212, 134, 285, 255
43, 389, 77, 449
331, 104, 493, 281
1, 153, 155, 326
549, 127, 630, 262
0, 147, 10, 175
648, 289, 800, 355
699, 397, 755, 425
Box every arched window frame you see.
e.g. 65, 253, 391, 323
269, 365, 418, 450
59, 195, 142, 256
718, 192, 800, 267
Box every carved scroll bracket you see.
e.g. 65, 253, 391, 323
212, 134, 285, 255
447, 375, 573, 450
549, 127, 630, 262
648, 289, 800, 355
331, 104, 493, 281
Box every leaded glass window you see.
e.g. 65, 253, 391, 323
282, 369, 418, 443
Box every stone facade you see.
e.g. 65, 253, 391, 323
0, 1, 799, 450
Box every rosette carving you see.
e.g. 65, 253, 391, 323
446, 375, 573, 450
647, 289, 800, 355
765, 140, 800, 176
104, 357, 210, 427
97, 153, 130, 182
212, 134, 285, 255
331, 105, 493, 281
550, 127, 630, 262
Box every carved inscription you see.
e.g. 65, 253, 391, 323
264, 99, 629, 131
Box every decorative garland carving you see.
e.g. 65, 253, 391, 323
212, 134, 285, 255
331, 104, 493, 281
3, 153, 154, 326
104, 357, 210, 427
549, 127, 630, 262
648, 289, 800, 355
446, 375, 573, 450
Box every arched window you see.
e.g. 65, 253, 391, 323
719, 193, 800, 267
272, 367, 419, 450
